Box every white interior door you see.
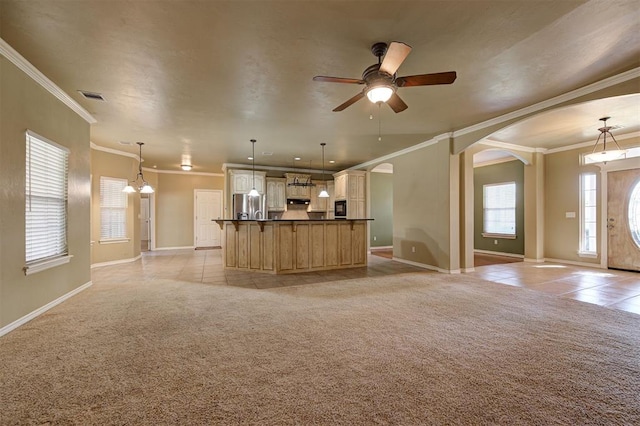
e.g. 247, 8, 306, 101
140, 197, 150, 241
607, 168, 640, 271
195, 190, 222, 248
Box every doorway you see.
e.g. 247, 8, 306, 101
607, 168, 640, 271
141, 195, 151, 252
194, 189, 223, 248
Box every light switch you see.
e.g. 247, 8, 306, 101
565, 212, 576, 218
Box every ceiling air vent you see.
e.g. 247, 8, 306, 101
78, 90, 106, 101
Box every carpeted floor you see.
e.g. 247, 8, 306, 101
1, 266, 639, 424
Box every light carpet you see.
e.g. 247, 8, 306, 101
1, 271, 639, 424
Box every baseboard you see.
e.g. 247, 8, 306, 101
0, 281, 93, 338
91, 254, 142, 269
524, 258, 546, 263
392, 257, 458, 274
462, 267, 476, 273
474, 249, 524, 259
543, 257, 605, 269
370, 246, 392, 250
153, 246, 195, 251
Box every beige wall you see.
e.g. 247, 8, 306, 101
90, 149, 140, 265
544, 137, 640, 264
392, 140, 454, 271
0, 56, 91, 329
156, 173, 224, 248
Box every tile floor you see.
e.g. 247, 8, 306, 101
91, 249, 640, 315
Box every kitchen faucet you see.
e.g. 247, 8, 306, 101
254, 210, 263, 220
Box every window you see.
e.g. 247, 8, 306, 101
100, 177, 128, 241
25, 131, 69, 265
580, 173, 597, 255
483, 182, 516, 237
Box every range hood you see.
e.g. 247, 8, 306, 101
287, 198, 310, 205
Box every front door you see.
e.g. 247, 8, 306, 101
195, 190, 222, 248
607, 168, 640, 271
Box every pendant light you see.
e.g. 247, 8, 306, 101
318, 143, 330, 198
584, 117, 627, 164
248, 139, 260, 197
123, 142, 154, 193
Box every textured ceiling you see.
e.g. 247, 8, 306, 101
1, 0, 639, 172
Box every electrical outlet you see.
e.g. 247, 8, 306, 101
411, 246, 416, 253
494, 240, 498, 245
373, 236, 377, 241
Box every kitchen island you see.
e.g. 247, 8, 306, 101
215, 219, 372, 274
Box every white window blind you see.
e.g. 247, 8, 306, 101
483, 182, 516, 236
25, 131, 69, 263
100, 177, 128, 240
580, 173, 597, 254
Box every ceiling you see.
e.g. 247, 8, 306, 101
1, 0, 639, 173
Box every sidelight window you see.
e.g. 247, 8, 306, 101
580, 173, 597, 255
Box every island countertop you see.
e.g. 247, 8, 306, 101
215, 219, 370, 274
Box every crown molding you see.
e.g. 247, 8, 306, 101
350, 134, 448, 170
0, 38, 97, 124
453, 67, 640, 139
221, 163, 336, 175
351, 68, 640, 170
90, 142, 139, 160
544, 130, 640, 154
142, 168, 223, 177
478, 139, 546, 153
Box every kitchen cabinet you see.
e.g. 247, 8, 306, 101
333, 170, 366, 218
334, 174, 347, 200
230, 169, 266, 194
285, 173, 312, 199
266, 178, 286, 211
308, 183, 328, 212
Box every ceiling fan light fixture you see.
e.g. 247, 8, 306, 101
584, 117, 627, 164
366, 85, 394, 103
319, 142, 330, 198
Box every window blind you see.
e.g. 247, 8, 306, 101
25, 131, 69, 263
483, 182, 516, 235
100, 177, 128, 239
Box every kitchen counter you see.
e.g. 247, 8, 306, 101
214, 219, 371, 274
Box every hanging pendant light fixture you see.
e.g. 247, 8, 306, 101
584, 117, 627, 164
319, 143, 330, 198
248, 139, 260, 197
123, 142, 154, 194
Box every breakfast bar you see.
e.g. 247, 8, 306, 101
215, 219, 372, 274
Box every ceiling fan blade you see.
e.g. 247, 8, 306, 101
313, 76, 365, 84
379, 41, 412, 76
387, 92, 408, 113
333, 91, 365, 112
396, 71, 457, 87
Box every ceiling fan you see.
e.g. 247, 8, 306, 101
313, 41, 457, 113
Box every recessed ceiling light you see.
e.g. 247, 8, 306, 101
262, 151, 273, 156
181, 164, 192, 171
119, 141, 132, 146
294, 157, 301, 161
248, 156, 253, 160
329, 160, 335, 164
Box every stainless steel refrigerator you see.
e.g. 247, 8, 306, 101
232, 193, 266, 220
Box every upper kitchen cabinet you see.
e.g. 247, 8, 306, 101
266, 177, 286, 211
333, 170, 366, 218
285, 173, 312, 199
308, 180, 334, 214
230, 169, 266, 194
